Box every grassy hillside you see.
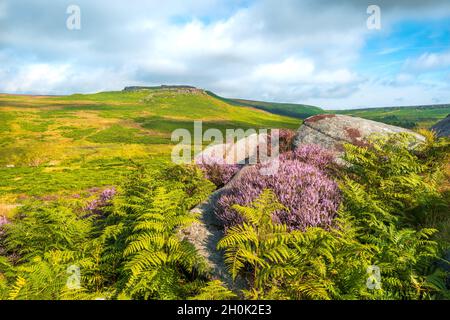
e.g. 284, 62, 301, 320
208, 91, 449, 130
333, 104, 450, 129
0, 89, 299, 201
207, 91, 323, 119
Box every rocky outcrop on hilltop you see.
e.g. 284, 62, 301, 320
123, 85, 205, 94
293, 114, 425, 154
431, 114, 450, 138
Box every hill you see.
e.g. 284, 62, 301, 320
0, 88, 299, 199
206, 91, 324, 119
333, 104, 450, 129
206, 92, 450, 130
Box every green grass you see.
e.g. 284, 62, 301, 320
87, 125, 171, 145
59, 127, 97, 139
0, 157, 168, 197
18, 120, 53, 132
0, 111, 16, 133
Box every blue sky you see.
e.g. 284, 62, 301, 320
361, 19, 450, 73
0, 0, 449, 109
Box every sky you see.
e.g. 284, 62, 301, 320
0, 0, 449, 109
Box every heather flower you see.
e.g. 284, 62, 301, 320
99, 188, 117, 203
216, 145, 341, 230
195, 155, 241, 187
281, 144, 336, 172
0, 215, 9, 227
85, 187, 117, 215
0, 216, 9, 238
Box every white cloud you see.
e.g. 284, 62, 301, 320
405, 51, 450, 71
252, 58, 315, 83
315, 69, 358, 84
0, 63, 129, 94
3, 64, 69, 93
395, 73, 414, 84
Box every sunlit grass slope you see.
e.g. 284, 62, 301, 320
207, 91, 324, 119
0, 89, 299, 201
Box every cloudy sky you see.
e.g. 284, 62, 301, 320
0, 0, 449, 109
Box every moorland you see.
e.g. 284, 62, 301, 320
0, 86, 449, 300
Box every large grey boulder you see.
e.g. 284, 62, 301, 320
431, 115, 450, 138
293, 114, 425, 153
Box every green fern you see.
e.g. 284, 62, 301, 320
218, 190, 295, 297
340, 132, 449, 299
99, 164, 214, 299
189, 280, 237, 300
